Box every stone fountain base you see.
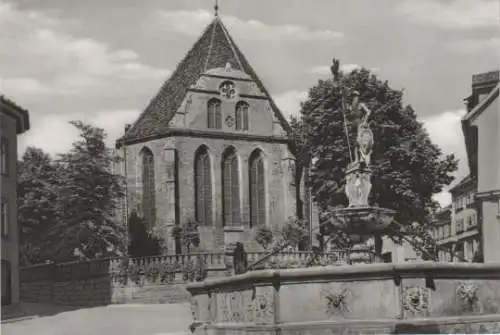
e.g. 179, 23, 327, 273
186, 262, 500, 334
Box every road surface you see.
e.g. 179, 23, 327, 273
1, 303, 192, 335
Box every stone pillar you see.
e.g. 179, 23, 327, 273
163, 142, 178, 254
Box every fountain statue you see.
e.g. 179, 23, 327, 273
323, 66, 396, 262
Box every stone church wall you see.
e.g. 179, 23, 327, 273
119, 135, 296, 254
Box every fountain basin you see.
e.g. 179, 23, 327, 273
325, 206, 396, 235
186, 262, 500, 334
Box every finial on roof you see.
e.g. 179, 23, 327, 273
214, 0, 219, 17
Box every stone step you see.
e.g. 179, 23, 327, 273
116, 284, 191, 304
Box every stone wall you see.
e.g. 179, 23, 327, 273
120, 135, 295, 255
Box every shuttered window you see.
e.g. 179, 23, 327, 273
207, 98, 222, 129
141, 148, 156, 228
249, 151, 265, 227
222, 149, 240, 226
195, 147, 212, 226
235, 102, 249, 131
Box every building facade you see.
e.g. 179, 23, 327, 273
432, 179, 480, 263
1, 95, 30, 306
432, 206, 456, 262
116, 16, 298, 253
462, 70, 500, 263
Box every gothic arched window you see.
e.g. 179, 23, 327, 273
235, 101, 249, 130
249, 150, 265, 227
207, 98, 222, 129
194, 146, 212, 226
140, 147, 156, 227
222, 148, 240, 226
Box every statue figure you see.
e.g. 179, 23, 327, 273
353, 100, 373, 167
343, 91, 374, 208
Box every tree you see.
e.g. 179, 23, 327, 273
254, 226, 274, 250
293, 59, 458, 251
281, 217, 309, 250
45, 121, 126, 261
171, 219, 200, 253
128, 210, 162, 257
17, 147, 61, 265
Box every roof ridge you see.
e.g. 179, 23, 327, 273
124, 19, 219, 138
217, 19, 244, 70
203, 18, 218, 72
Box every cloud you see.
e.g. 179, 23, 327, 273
153, 10, 344, 41
273, 90, 308, 120
423, 109, 467, 158
0, 1, 169, 101
433, 191, 452, 207
444, 37, 500, 54
305, 64, 379, 76
397, 0, 499, 29
18, 109, 141, 157
423, 109, 469, 207
340, 64, 362, 73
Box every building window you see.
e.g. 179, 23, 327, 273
381, 252, 392, 263
219, 81, 236, 100
194, 146, 212, 226
1, 137, 8, 176
456, 219, 464, 233
249, 150, 265, 227
235, 101, 249, 130
140, 147, 156, 228
1, 259, 11, 305
207, 98, 222, 129
1, 200, 8, 239
222, 148, 240, 226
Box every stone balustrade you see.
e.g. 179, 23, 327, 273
186, 262, 500, 334
19, 250, 355, 306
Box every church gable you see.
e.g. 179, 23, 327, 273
119, 16, 289, 145
168, 64, 286, 137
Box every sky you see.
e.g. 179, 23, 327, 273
1, 0, 499, 206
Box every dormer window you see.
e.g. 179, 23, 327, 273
207, 98, 222, 129
235, 101, 249, 131
219, 81, 236, 100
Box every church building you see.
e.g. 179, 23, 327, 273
115, 13, 301, 254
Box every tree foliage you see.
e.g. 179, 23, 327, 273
254, 226, 274, 250
128, 210, 162, 257
17, 147, 61, 265
18, 121, 126, 264
171, 218, 200, 253
292, 59, 458, 250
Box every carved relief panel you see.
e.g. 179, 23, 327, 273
214, 286, 274, 324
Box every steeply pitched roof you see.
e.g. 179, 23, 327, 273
448, 174, 476, 194
462, 82, 499, 175
462, 82, 499, 123
120, 17, 290, 144
0, 94, 30, 134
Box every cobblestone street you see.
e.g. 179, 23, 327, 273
1, 303, 192, 335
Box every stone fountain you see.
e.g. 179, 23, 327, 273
184, 62, 500, 334
323, 88, 396, 263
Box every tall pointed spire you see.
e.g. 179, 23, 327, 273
214, 0, 219, 17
